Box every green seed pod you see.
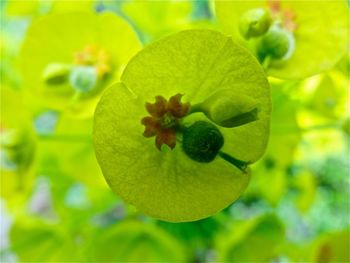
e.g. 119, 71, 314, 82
182, 121, 224, 163
69, 66, 97, 93
239, 8, 272, 39
42, 63, 71, 85
197, 89, 259, 128
257, 25, 295, 60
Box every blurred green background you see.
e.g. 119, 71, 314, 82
0, 0, 349, 262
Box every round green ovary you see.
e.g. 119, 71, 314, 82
21, 12, 141, 117
257, 25, 292, 60
182, 121, 224, 163
215, 0, 349, 79
93, 30, 271, 222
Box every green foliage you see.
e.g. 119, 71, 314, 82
217, 214, 285, 262
89, 221, 186, 262
309, 230, 350, 262
8, 217, 82, 262
1, 1, 349, 262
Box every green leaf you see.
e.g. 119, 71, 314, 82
309, 230, 350, 263
308, 73, 348, 119
93, 30, 271, 222
8, 217, 81, 262
216, 214, 285, 262
215, 0, 349, 79
20, 12, 141, 117
37, 114, 107, 188
292, 170, 317, 213
89, 221, 185, 262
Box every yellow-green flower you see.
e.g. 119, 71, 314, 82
21, 12, 141, 117
93, 29, 271, 222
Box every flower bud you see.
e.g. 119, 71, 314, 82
69, 66, 97, 93
42, 63, 71, 85
182, 121, 224, 163
257, 24, 295, 60
0, 129, 34, 171
239, 8, 272, 39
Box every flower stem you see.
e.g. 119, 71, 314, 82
188, 103, 203, 114
262, 55, 271, 70
218, 151, 248, 172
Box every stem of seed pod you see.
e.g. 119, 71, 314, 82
70, 90, 83, 106
218, 151, 248, 172
262, 55, 271, 70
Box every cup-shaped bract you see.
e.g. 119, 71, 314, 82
93, 29, 271, 222
20, 12, 141, 117
215, 0, 349, 79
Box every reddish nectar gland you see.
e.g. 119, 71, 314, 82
141, 94, 190, 150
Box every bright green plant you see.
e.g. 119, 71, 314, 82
215, 0, 349, 79
89, 221, 185, 261
308, 230, 350, 262
93, 29, 271, 222
216, 214, 285, 262
0, 86, 37, 207
20, 12, 141, 117
8, 216, 82, 262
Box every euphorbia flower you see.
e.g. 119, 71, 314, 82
21, 12, 141, 117
93, 30, 271, 222
215, 0, 348, 79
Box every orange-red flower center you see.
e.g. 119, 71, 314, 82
267, 0, 297, 32
74, 44, 112, 79
141, 94, 190, 150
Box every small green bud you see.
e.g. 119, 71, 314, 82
69, 66, 97, 93
0, 129, 35, 171
42, 63, 71, 85
198, 89, 259, 128
182, 121, 224, 163
0, 129, 25, 148
239, 8, 272, 39
257, 25, 295, 60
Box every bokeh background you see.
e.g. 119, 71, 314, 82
0, 0, 349, 262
